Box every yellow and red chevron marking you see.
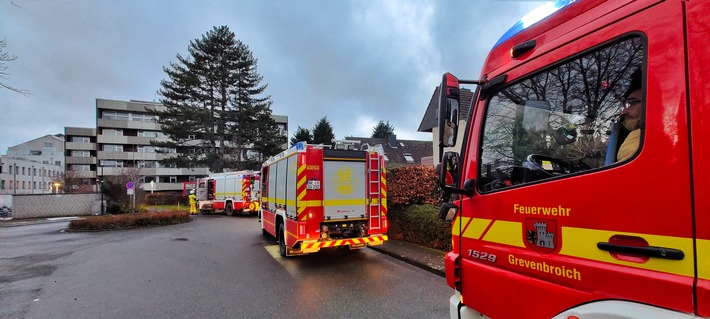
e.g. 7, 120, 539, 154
300, 235, 388, 253
296, 162, 309, 220
380, 165, 387, 213
241, 178, 248, 200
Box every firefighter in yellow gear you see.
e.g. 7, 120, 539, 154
189, 190, 198, 215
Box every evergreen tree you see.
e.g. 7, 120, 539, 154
371, 120, 395, 138
149, 25, 282, 172
312, 117, 335, 145
290, 126, 312, 146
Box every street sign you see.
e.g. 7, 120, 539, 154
127, 188, 134, 195
126, 181, 134, 189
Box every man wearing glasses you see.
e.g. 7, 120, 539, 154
617, 69, 643, 162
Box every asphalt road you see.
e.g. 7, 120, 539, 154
1, 215, 451, 319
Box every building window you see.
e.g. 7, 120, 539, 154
189, 176, 196, 182
103, 144, 124, 152
403, 153, 415, 163
170, 176, 177, 183
22, 167, 25, 175
72, 150, 90, 157
103, 111, 130, 121
22, 181, 25, 189
103, 129, 123, 136
1, 180, 4, 189
71, 136, 91, 143
55, 161, 61, 166
71, 165, 90, 171
33, 182, 36, 189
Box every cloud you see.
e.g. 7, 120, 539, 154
0, 0, 545, 154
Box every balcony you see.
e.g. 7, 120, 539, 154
66, 156, 97, 165
66, 142, 96, 151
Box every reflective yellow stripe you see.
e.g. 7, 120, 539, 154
463, 218, 493, 240
274, 198, 285, 205
452, 217, 470, 236
482, 220, 526, 248
286, 199, 296, 206
215, 192, 243, 197
698, 239, 710, 280
297, 176, 307, 190
262, 197, 269, 202
559, 227, 694, 277
324, 199, 367, 206
298, 164, 305, 175
300, 200, 321, 207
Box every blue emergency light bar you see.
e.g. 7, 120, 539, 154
494, 0, 578, 48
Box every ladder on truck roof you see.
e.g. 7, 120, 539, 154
368, 151, 381, 231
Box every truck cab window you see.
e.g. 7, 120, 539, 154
478, 36, 644, 192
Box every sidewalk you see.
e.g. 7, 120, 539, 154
369, 239, 446, 277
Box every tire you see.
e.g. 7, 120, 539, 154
278, 223, 287, 257
200, 210, 210, 215
225, 203, 234, 216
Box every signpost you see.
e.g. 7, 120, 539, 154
126, 181, 135, 213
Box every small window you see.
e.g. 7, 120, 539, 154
403, 153, 415, 163
170, 176, 177, 183
478, 36, 644, 192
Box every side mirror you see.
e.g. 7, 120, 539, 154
438, 202, 459, 221
438, 73, 461, 151
438, 151, 460, 188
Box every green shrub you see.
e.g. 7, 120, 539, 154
387, 204, 452, 251
67, 210, 191, 232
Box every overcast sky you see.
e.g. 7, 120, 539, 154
1, 0, 544, 154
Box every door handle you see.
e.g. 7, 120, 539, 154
597, 242, 685, 260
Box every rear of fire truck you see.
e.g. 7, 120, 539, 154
259, 141, 388, 257
435, 0, 709, 318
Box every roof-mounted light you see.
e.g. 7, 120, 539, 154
494, 0, 578, 48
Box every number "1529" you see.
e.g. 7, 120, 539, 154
468, 249, 497, 263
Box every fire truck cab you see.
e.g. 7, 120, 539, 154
436, 0, 710, 318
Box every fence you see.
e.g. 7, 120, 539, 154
9, 193, 103, 219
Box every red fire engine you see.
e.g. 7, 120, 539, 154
196, 171, 260, 216
435, 0, 710, 318
259, 141, 388, 256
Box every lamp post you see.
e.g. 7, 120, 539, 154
31, 165, 34, 194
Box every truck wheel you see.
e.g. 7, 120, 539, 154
278, 223, 287, 257
200, 210, 210, 215
226, 203, 234, 216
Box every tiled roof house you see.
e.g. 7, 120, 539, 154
344, 135, 432, 168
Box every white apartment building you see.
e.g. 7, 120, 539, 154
69, 98, 288, 193
0, 135, 66, 195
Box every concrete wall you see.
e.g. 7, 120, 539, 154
11, 193, 102, 219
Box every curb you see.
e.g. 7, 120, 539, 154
368, 245, 446, 278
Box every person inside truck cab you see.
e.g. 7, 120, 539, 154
616, 70, 642, 162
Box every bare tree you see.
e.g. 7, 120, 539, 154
0, 38, 29, 96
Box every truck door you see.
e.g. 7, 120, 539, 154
458, 3, 694, 317
686, 2, 710, 317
